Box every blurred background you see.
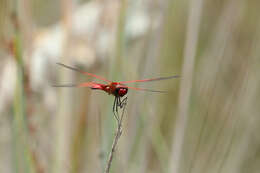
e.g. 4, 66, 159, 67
0, 0, 259, 173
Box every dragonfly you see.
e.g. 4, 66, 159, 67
53, 63, 179, 122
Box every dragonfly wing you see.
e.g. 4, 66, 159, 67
125, 86, 168, 93
52, 84, 78, 87
78, 82, 103, 89
53, 82, 103, 90
56, 63, 111, 83
119, 75, 180, 84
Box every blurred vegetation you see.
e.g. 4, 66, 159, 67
0, 0, 259, 173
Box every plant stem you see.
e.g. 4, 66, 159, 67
105, 104, 127, 173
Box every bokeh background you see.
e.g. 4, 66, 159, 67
0, 0, 259, 173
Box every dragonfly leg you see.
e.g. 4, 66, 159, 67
113, 96, 116, 113
113, 97, 120, 123
113, 111, 119, 124
121, 96, 127, 107
118, 96, 128, 109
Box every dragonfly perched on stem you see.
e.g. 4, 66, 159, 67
53, 63, 179, 122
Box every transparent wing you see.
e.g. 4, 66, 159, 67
56, 63, 111, 83
119, 75, 180, 84
125, 86, 168, 93
53, 82, 103, 89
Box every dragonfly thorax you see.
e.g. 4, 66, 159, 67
103, 83, 128, 97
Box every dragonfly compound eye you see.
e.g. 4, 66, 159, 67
118, 88, 128, 97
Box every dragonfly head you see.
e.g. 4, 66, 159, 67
115, 86, 128, 97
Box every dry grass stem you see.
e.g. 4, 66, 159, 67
105, 102, 127, 173
169, 0, 203, 172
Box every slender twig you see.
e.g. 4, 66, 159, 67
105, 102, 127, 173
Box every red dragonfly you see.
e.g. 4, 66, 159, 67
53, 63, 179, 121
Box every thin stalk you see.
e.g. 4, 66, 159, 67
105, 103, 127, 173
